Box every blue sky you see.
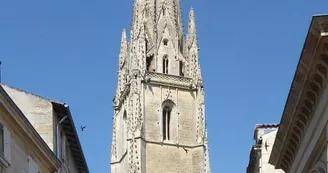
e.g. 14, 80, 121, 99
1, 0, 328, 172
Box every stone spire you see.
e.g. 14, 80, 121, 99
185, 8, 202, 84
114, 29, 129, 105
130, 0, 184, 43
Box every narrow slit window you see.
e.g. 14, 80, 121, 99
179, 61, 184, 76
163, 55, 169, 74
162, 106, 171, 140
123, 111, 127, 150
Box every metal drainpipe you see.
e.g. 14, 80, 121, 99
56, 116, 68, 158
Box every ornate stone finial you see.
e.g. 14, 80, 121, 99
188, 8, 196, 37
186, 7, 198, 51
119, 29, 128, 69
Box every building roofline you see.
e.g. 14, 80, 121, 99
254, 123, 279, 129
0, 83, 89, 173
253, 123, 279, 140
0, 85, 61, 170
0, 83, 64, 104
270, 14, 328, 171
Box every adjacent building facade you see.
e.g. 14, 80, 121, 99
269, 15, 328, 173
0, 85, 61, 173
246, 124, 284, 173
1, 84, 89, 173
110, 0, 211, 172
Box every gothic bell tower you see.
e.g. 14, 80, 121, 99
110, 0, 211, 172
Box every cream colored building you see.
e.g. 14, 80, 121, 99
0, 85, 61, 173
1, 84, 89, 173
246, 124, 284, 173
110, 0, 211, 173
269, 14, 328, 173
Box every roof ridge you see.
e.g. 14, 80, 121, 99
0, 83, 64, 105
255, 123, 279, 129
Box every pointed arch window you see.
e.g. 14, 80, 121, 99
162, 105, 172, 140
146, 55, 154, 72
163, 55, 169, 74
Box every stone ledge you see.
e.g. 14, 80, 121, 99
144, 72, 194, 89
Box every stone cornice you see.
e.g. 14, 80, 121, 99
0, 85, 61, 171
128, 137, 205, 149
270, 15, 328, 172
143, 72, 195, 89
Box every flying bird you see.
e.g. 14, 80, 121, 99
81, 126, 87, 131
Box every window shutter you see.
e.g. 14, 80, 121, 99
3, 126, 11, 164
28, 155, 39, 173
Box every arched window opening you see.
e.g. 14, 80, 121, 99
163, 39, 169, 46
179, 61, 184, 76
146, 55, 155, 72
123, 111, 127, 120
163, 55, 169, 74
162, 106, 171, 140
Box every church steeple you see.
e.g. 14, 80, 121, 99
111, 2, 211, 173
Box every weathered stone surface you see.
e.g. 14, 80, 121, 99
110, 1, 210, 173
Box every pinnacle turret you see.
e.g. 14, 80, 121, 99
188, 8, 196, 36
186, 8, 197, 50
119, 29, 128, 69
